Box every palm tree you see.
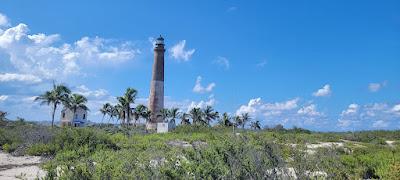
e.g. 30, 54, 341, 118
203, 106, 219, 126
141, 109, 152, 124
233, 115, 242, 127
100, 103, 112, 123
250, 120, 261, 130
117, 104, 127, 125
132, 104, 146, 126
63, 94, 89, 121
219, 112, 233, 127
158, 108, 170, 122
0, 110, 7, 121
180, 112, 190, 125
240, 113, 251, 129
109, 105, 119, 124
117, 88, 137, 126
168, 108, 180, 124
189, 107, 203, 125
35, 83, 71, 127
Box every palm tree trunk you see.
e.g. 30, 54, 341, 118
51, 103, 57, 127
72, 108, 77, 126
126, 106, 130, 126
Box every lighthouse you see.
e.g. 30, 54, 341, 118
147, 35, 165, 130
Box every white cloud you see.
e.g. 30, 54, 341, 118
337, 104, 360, 128
392, 104, 400, 115
312, 84, 331, 97
297, 104, 322, 116
22, 96, 37, 103
341, 104, 359, 116
187, 95, 216, 111
0, 13, 9, 27
213, 56, 230, 70
0, 22, 139, 80
74, 85, 108, 98
0, 73, 42, 83
337, 103, 400, 130
372, 120, 389, 128
0, 95, 8, 102
236, 98, 262, 116
368, 81, 387, 92
235, 97, 327, 128
236, 98, 300, 117
169, 40, 195, 61
193, 76, 216, 93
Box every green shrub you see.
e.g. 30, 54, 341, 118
26, 143, 56, 156
2, 142, 19, 153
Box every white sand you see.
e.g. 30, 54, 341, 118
0, 151, 46, 180
386, 140, 395, 147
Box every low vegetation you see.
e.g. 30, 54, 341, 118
0, 119, 399, 179
1, 85, 398, 179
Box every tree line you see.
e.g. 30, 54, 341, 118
35, 83, 262, 129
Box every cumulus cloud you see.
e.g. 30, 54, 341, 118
392, 104, 400, 115
338, 103, 400, 130
368, 81, 387, 92
0, 13, 9, 27
236, 98, 300, 116
0, 21, 139, 81
213, 56, 230, 70
235, 97, 325, 129
372, 120, 389, 128
312, 84, 331, 97
297, 104, 322, 116
0, 73, 42, 83
0, 95, 8, 102
169, 40, 195, 61
187, 95, 216, 111
193, 76, 216, 93
74, 85, 108, 99
342, 104, 359, 116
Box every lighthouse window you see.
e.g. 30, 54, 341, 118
62, 112, 65, 118
83, 114, 86, 119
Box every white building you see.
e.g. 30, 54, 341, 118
156, 121, 176, 133
60, 107, 88, 127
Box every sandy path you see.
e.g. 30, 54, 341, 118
0, 151, 46, 180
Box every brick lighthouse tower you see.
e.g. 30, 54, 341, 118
147, 35, 165, 130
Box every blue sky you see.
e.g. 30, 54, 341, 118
0, 0, 399, 131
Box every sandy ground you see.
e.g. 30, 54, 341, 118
0, 151, 46, 180
386, 140, 395, 147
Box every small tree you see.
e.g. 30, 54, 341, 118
117, 88, 137, 126
35, 83, 71, 127
159, 108, 170, 122
250, 120, 261, 130
100, 103, 112, 123
63, 94, 89, 122
132, 104, 147, 126
241, 113, 251, 129
189, 107, 203, 125
219, 113, 233, 127
0, 110, 7, 121
168, 108, 180, 124
180, 113, 191, 125
203, 106, 219, 126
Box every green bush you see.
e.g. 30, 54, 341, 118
2, 142, 19, 153
26, 143, 56, 156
